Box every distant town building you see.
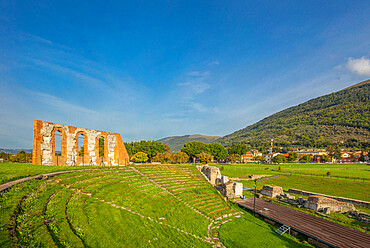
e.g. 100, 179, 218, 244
265, 152, 279, 163
241, 151, 253, 163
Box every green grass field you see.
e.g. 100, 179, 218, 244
0, 164, 310, 247
0, 162, 98, 184
213, 163, 370, 202
212, 163, 370, 180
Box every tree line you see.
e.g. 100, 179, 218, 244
0, 151, 32, 163
124, 140, 253, 164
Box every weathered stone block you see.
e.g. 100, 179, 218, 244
260, 185, 283, 198
304, 196, 356, 213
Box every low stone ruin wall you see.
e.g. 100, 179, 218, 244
304, 196, 356, 213
288, 188, 370, 208
199, 165, 243, 198
260, 185, 284, 198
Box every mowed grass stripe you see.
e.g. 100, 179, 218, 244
45, 187, 85, 247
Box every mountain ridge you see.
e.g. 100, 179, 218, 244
157, 134, 221, 152
217, 79, 370, 150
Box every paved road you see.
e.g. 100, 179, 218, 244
236, 198, 370, 248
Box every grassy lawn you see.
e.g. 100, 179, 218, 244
211, 163, 370, 202
0, 162, 99, 184
219, 211, 312, 248
0, 165, 312, 247
212, 163, 370, 180
241, 175, 370, 202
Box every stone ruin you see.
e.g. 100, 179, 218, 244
259, 184, 356, 214
260, 185, 284, 198
304, 196, 356, 213
200, 165, 222, 185
32, 120, 130, 166
199, 165, 243, 198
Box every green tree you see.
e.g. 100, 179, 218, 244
99, 137, 104, 157
287, 152, 297, 162
124, 140, 168, 160
152, 152, 171, 163
327, 145, 342, 160
254, 155, 265, 162
181, 141, 209, 162
321, 154, 330, 163
171, 151, 189, 164
78, 145, 84, 156
228, 154, 241, 163
299, 154, 312, 163
131, 152, 149, 163
208, 143, 228, 161
227, 143, 248, 155
196, 152, 213, 164
272, 154, 286, 164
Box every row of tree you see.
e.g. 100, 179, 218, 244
0, 151, 32, 163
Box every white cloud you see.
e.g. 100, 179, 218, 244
347, 57, 370, 76
208, 61, 220, 65
186, 71, 210, 77
31, 91, 98, 116
179, 81, 210, 95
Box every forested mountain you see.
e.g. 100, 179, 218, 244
217, 80, 370, 150
157, 134, 221, 152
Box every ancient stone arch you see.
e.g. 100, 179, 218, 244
32, 120, 130, 166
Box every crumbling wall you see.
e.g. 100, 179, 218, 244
304, 196, 356, 213
260, 185, 284, 198
200, 165, 243, 198
32, 120, 129, 166
201, 165, 221, 185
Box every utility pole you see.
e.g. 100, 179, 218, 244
253, 179, 257, 214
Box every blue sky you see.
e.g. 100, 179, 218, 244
1, 1, 370, 148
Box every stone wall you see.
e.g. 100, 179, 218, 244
288, 188, 370, 208
32, 120, 129, 166
304, 196, 356, 213
260, 185, 283, 198
200, 165, 243, 198
201, 165, 221, 185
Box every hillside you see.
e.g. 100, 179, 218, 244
0, 148, 32, 154
217, 80, 370, 149
157, 134, 221, 152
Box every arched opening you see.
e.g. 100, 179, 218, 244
54, 131, 61, 156
52, 128, 65, 166
99, 137, 105, 157
78, 133, 84, 156
95, 135, 108, 166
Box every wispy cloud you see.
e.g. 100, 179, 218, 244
208, 61, 220, 65
186, 71, 210, 77
178, 81, 210, 95
30, 91, 98, 116
347, 57, 370, 76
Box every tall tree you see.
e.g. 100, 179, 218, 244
181, 141, 209, 162
208, 143, 228, 161
272, 154, 286, 164
228, 154, 241, 163
287, 152, 297, 162
227, 143, 248, 155
171, 151, 189, 164
124, 140, 168, 160
327, 145, 342, 160
196, 152, 213, 164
